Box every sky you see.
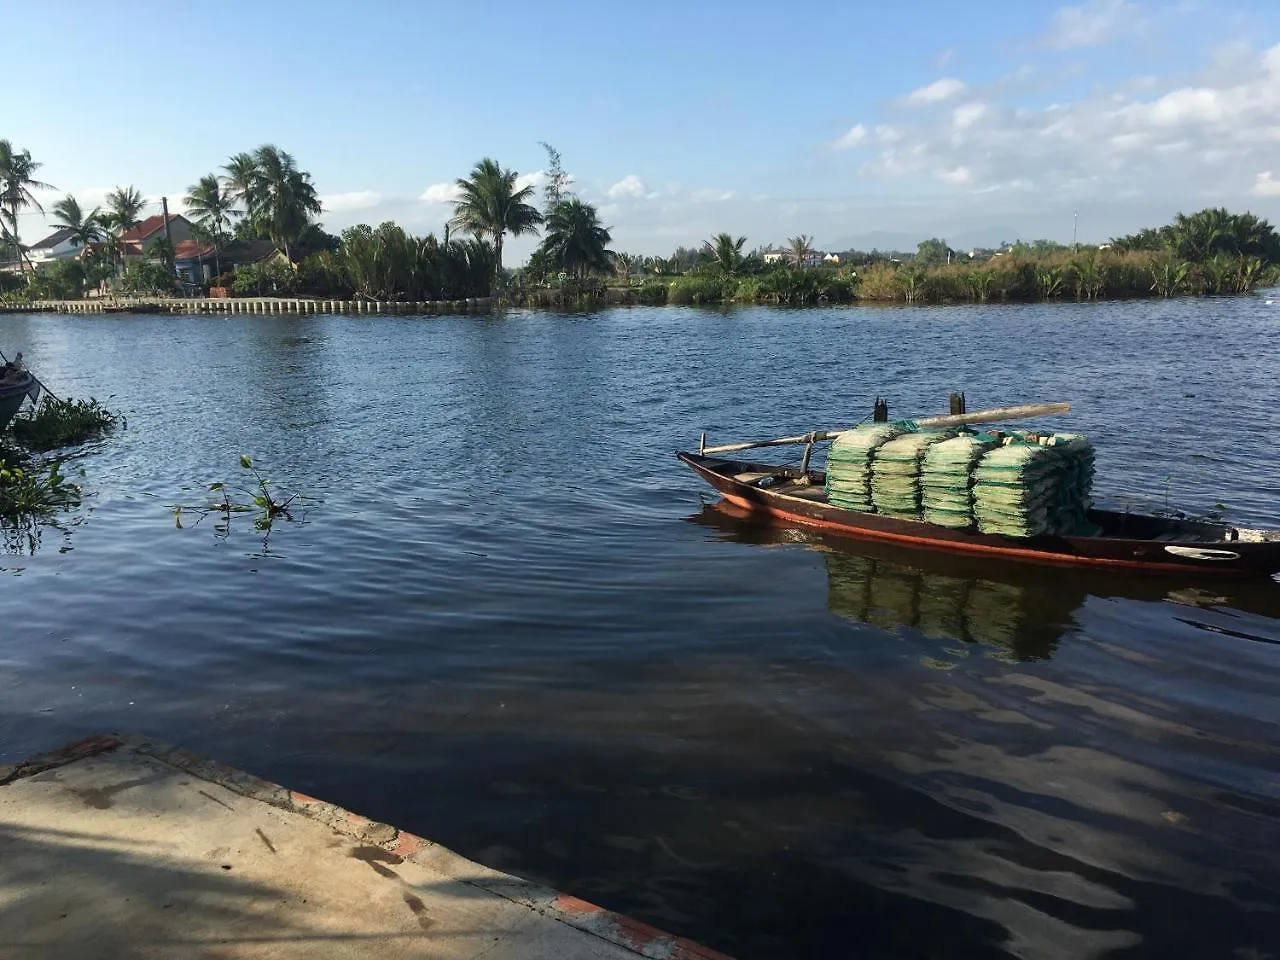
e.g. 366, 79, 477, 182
7, 0, 1280, 259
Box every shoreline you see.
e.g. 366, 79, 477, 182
0, 289, 1272, 316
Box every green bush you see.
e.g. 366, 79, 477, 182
733, 277, 762, 302
634, 279, 669, 304
27, 260, 87, 300
668, 275, 733, 305
818, 274, 858, 303
121, 259, 176, 295
232, 259, 297, 296
296, 252, 351, 298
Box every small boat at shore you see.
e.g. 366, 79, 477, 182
679, 401, 1280, 577
0, 356, 40, 430
679, 452, 1280, 576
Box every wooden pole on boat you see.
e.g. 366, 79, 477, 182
701, 432, 830, 455
699, 402, 1071, 456
912, 402, 1070, 429
797, 432, 817, 482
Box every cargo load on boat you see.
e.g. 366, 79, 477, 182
824, 423, 907, 512
869, 430, 956, 519
827, 424, 1095, 537
973, 433, 1096, 537
922, 434, 1002, 529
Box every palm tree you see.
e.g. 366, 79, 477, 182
242, 145, 322, 261
0, 140, 53, 272
704, 233, 747, 277
788, 234, 816, 268
50, 195, 105, 253
222, 152, 258, 208
537, 199, 613, 280
184, 174, 240, 276
613, 252, 638, 280
449, 158, 543, 293
105, 186, 146, 235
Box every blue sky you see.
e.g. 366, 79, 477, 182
9, 0, 1280, 257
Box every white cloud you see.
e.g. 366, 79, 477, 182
1145, 87, 1230, 126
419, 182, 462, 203
689, 188, 735, 202
951, 103, 988, 130
320, 190, 382, 212
1045, 0, 1145, 50
72, 187, 121, 211
515, 169, 547, 192
1253, 172, 1280, 196
847, 41, 1280, 208
832, 123, 868, 149
607, 174, 648, 198
906, 78, 966, 105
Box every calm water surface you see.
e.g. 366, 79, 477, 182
2, 301, 1279, 959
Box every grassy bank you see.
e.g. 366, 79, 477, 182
557, 248, 1277, 309
853, 249, 1275, 304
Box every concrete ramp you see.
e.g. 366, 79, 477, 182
0, 735, 730, 960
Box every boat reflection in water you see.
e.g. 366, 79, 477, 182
822, 548, 1077, 662
683, 498, 1280, 956
688, 498, 1280, 663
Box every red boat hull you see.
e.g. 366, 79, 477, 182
678, 452, 1280, 577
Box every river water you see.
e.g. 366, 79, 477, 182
2, 300, 1279, 958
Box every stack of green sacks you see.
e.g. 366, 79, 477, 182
972, 438, 1062, 537
825, 423, 906, 512
1047, 434, 1096, 534
870, 430, 955, 519
921, 433, 1001, 529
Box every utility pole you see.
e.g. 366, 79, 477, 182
161, 196, 178, 280
1073, 211, 1078, 252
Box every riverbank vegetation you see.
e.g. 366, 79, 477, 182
11, 396, 120, 451
4, 136, 1279, 308
0, 394, 119, 539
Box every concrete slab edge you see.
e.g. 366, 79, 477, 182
0, 733, 123, 786
2, 734, 733, 960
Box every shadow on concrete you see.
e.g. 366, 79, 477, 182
0, 814, 562, 959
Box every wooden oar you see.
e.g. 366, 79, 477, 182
699, 402, 1071, 456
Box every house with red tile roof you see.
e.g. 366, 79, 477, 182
118, 214, 196, 258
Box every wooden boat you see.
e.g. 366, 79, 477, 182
0, 364, 39, 430
677, 452, 1280, 577
101, 303, 163, 314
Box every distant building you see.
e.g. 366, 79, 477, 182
172, 239, 218, 288
118, 214, 195, 259
27, 227, 86, 265
762, 248, 829, 267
